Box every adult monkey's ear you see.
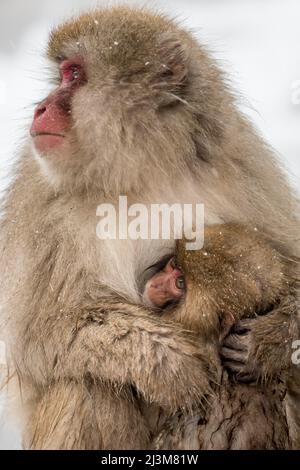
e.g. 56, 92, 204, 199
155, 33, 189, 89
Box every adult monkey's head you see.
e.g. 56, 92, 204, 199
30, 6, 230, 195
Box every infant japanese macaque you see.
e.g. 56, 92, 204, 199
143, 224, 297, 449
143, 223, 288, 338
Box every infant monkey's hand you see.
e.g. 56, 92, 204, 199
221, 299, 299, 385
221, 320, 258, 383
142, 257, 186, 309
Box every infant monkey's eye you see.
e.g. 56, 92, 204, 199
176, 276, 185, 290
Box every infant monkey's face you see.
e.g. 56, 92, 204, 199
143, 258, 186, 309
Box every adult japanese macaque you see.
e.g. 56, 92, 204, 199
0, 6, 299, 449
143, 224, 299, 449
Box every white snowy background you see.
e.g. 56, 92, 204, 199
0, 0, 299, 449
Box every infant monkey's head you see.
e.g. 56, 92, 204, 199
142, 238, 205, 309
143, 225, 289, 336
142, 240, 204, 309
143, 256, 186, 309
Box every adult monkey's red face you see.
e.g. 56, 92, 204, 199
31, 58, 86, 153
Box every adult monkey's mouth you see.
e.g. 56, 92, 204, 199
31, 131, 66, 152
30, 131, 66, 138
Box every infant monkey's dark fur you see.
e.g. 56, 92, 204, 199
144, 224, 299, 449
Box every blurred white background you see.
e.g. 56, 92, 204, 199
0, 0, 299, 449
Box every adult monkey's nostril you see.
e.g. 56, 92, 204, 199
34, 104, 47, 120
